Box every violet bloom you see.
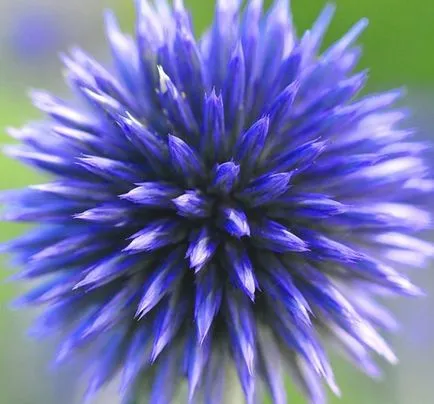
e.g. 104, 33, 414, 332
2, 1, 432, 403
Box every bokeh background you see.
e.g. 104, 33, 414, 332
0, 1, 433, 403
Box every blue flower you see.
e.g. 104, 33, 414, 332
2, 1, 433, 403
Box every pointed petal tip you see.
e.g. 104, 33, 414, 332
167, 133, 176, 144
192, 263, 206, 274
258, 114, 271, 129
406, 284, 426, 298
388, 351, 399, 366
2, 145, 19, 159
157, 65, 172, 94
208, 86, 222, 101
389, 275, 425, 297
359, 17, 370, 28
188, 392, 196, 404
373, 337, 398, 365
72, 212, 86, 221
150, 343, 165, 364
323, 2, 337, 14
72, 279, 88, 290
327, 376, 341, 397
246, 288, 256, 302
103, 8, 118, 29
118, 192, 130, 200
197, 330, 209, 346
134, 307, 147, 321
121, 244, 136, 254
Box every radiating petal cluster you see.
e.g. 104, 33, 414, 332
2, 1, 433, 403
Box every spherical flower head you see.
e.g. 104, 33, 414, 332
2, 1, 433, 403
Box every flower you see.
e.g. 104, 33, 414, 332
2, 0, 432, 403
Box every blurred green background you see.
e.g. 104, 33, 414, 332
0, 1, 433, 403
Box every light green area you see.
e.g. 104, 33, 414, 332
108, 0, 434, 88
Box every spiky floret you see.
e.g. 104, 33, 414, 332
2, 1, 432, 403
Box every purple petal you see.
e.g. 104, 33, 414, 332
194, 265, 222, 343
211, 161, 240, 194
121, 182, 181, 208
172, 191, 212, 218
124, 219, 187, 253
218, 207, 250, 238
135, 248, 185, 319
237, 172, 293, 207
186, 227, 219, 271
168, 134, 204, 185
224, 243, 257, 301
251, 219, 308, 253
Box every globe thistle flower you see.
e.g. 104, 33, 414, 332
2, 0, 433, 403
